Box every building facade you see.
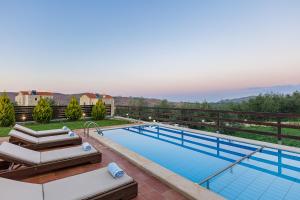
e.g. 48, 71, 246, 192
15, 90, 53, 106
80, 93, 115, 116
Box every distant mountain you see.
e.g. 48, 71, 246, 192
163, 84, 300, 102
0, 92, 84, 105
3, 92, 17, 102
114, 96, 162, 107
1, 83, 300, 106
53, 93, 83, 105
217, 96, 255, 104
0, 92, 164, 106
214, 84, 300, 103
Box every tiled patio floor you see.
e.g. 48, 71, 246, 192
0, 130, 187, 200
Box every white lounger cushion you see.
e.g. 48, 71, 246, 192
14, 124, 37, 135
0, 177, 43, 200
9, 130, 80, 144
0, 168, 133, 200
41, 145, 98, 163
38, 129, 68, 135
43, 168, 133, 200
38, 134, 80, 144
0, 142, 41, 165
0, 142, 98, 165
14, 124, 68, 136
9, 130, 39, 143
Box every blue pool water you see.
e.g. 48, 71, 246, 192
103, 125, 300, 200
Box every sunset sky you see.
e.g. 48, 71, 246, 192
0, 0, 300, 101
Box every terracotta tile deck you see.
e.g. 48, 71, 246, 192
0, 130, 187, 200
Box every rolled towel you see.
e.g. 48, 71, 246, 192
68, 131, 76, 137
108, 162, 124, 178
148, 126, 156, 131
82, 142, 92, 151
62, 126, 71, 131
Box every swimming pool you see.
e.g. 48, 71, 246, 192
103, 125, 300, 200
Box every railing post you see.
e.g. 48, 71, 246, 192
277, 117, 282, 144
181, 130, 184, 145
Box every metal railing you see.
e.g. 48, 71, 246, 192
83, 121, 103, 137
115, 106, 300, 143
199, 146, 264, 189
128, 126, 300, 183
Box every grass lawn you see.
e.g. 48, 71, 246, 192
0, 118, 130, 137
197, 125, 300, 148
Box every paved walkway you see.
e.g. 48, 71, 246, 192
0, 130, 187, 200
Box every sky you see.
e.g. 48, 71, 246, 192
0, 0, 300, 102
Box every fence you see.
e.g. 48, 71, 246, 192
115, 106, 300, 143
14, 105, 111, 122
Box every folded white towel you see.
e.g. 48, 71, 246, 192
82, 142, 92, 151
62, 126, 71, 131
108, 162, 124, 178
68, 131, 76, 137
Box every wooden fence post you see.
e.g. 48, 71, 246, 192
156, 107, 160, 121
217, 111, 221, 133
277, 117, 282, 144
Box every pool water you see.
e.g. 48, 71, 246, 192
103, 125, 300, 200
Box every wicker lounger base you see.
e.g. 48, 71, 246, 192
89, 181, 138, 200
0, 152, 102, 180
9, 136, 83, 150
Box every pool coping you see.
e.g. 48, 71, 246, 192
90, 130, 224, 200
114, 116, 300, 154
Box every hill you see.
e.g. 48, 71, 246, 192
0, 92, 164, 106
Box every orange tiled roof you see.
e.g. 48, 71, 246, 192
84, 93, 113, 99
19, 91, 53, 96
85, 93, 98, 99
20, 91, 30, 95
102, 95, 113, 99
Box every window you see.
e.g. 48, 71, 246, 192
35, 98, 38, 101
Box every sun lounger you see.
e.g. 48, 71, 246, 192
9, 130, 82, 150
0, 142, 101, 180
14, 124, 69, 137
0, 167, 137, 200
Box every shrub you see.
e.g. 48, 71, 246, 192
65, 97, 82, 120
32, 98, 53, 123
0, 93, 15, 127
91, 100, 106, 120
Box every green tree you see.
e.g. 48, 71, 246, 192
158, 99, 171, 108
0, 92, 15, 127
199, 101, 211, 110
91, 100, 106, 120
46, 98, 56, 106
128, 97, 148, 107
137, 97, 148, 107
33, 98, 53, 123
65, 97, 82, 120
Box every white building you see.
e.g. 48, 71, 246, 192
15, 90, 54, 106
80, 93, 115, 116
